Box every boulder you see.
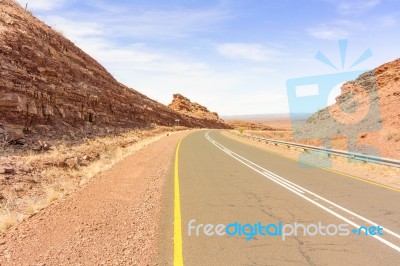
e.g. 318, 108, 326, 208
62, 157, 81, 169
0, 167, 15, 174
5, 127, 25, 144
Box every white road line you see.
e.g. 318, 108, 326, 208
262, 171, 305, 194
205, 131, 400, 253
206, 132, 400, 241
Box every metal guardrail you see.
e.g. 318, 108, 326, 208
233, 132, 400, 168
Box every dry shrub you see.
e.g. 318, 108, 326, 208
0, 212, 18, 233
24, 199, 44, 215
0, 126, 178, 233
45, 187, 63, 203
384, 130, 400, 142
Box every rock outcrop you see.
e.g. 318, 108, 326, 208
168, 94, 229, 128
300, 58, 400, 159
0, 0, 229, 145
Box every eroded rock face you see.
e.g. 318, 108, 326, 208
168, 94, 229, 128
300, 58, 400, 158
0, 0, 230, 144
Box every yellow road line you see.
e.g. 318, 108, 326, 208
174, 139, 184, 266
223, 131, 400, 193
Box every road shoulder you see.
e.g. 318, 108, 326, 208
0, 131, 190, 265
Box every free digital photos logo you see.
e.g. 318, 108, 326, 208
188, 219, 384, 241
286, 40, 382, 168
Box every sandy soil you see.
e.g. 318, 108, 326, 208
224, 131, 400, 190
251, 119, 292, 130
0, 126, 185, 233
0, 131, 189, 265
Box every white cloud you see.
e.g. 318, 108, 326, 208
108, 9, 230, 38
44, 16, 103, 39
21, 1, 230, 39
335, 0, 381, 15
22, 1, 291, 115
377, 15, 397, 27
217, 43, 280, 62
16, 0, 68, 11
307, 19, 366, 40
36, 14, 284, 115
307, 26, 348, 40
57, 6, 230, 40
40, 15, 211, 78
244, 67, 275, 75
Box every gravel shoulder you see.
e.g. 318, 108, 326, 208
0, 131, 189, 265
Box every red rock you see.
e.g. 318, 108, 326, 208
4, 127, 25, 143
302, 58, 400, 159
0, 167, 15, 174
168, 94, 230, 128
0, 0, 230, 145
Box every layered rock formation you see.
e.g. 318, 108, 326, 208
168, 94, 228, 127
0, 0, 229, 145
300, 58, 400, 158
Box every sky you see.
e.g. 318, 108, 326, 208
16, 0, 400, 115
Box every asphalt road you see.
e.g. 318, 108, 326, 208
158, 130, 400, 265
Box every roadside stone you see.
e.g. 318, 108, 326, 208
34, 140, 52, 151
82, 155, 92, 161
5, 128, 24, 141
0, 167, 15, 174
21, 166, 33, 173
63, 157, 81, 169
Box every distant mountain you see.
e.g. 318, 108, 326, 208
222, 113, 310, 121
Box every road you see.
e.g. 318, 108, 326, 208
159, 130, 400, 265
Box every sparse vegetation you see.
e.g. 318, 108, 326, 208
45, 187, 63, 203
384, 130, 400, 142
0, 126, 181, 233
24, 198, 44, 215
237, 127, 245, 134
0, 211, 17, 232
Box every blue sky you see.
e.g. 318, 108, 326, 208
16, 0, 400, 115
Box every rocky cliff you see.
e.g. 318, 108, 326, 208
168, 94, 229, 128
0, 0, 229, 146
300, 58, 400, 158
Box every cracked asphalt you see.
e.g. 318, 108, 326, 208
158, 130, 400, 265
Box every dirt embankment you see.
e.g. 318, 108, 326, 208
0, 130, 189, 265
0, 126, 184, 233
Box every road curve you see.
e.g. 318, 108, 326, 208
159, 130, 400, 265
